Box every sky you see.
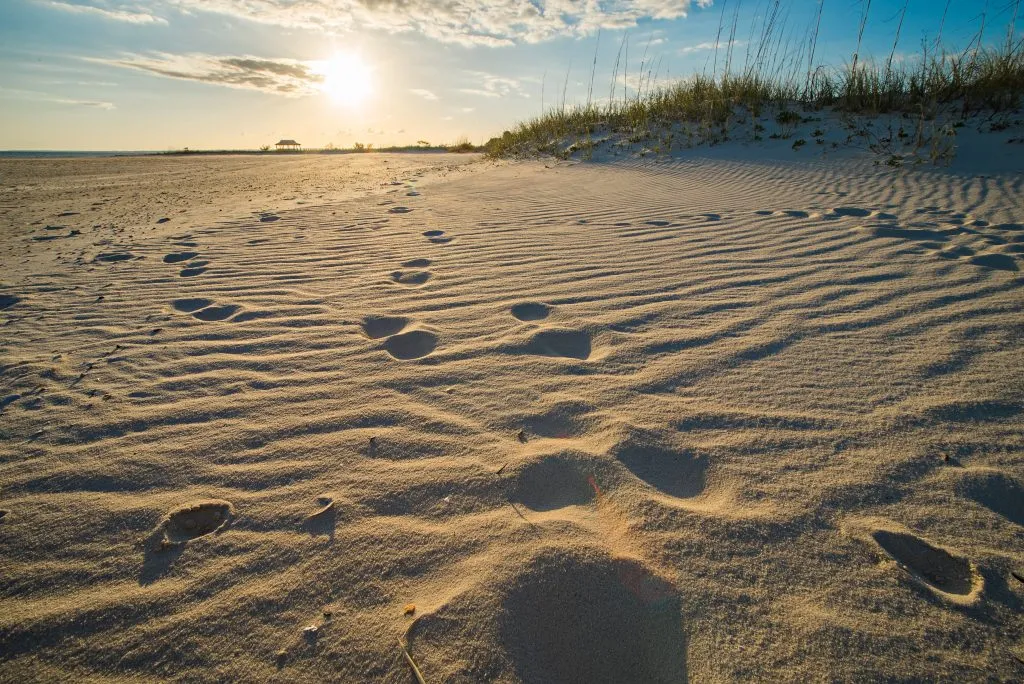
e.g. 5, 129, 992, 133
0, 0, 1019, 150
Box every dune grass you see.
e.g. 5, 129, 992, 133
486, 1, 1024, 158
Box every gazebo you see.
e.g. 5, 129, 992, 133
275, 139, 301, 151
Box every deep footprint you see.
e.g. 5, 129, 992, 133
511, 456, 596, 511
511, 302, 552, 322
95, 252, 134, 263
383, 330, 438, 359
172, 298, 214, 313
160, 500, 233, 543
522, 328, 593, 360
163, 252, 198, 264
955, 469, 1024, 525
611, 431, 706, 498
871, 529, 975, 595
518, 400, 593, 439
361, 315, 409, 339
832, 207, 872, 218
499, 550, 686, 684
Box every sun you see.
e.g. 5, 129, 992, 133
317, 53, 373, 106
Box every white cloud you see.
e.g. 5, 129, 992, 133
164, 0, 714, 46
88, 53, 323, 96
460, 71, 528, 98
42, 1, 168, 25
410, 88, 439, 101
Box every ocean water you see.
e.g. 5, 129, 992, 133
0, 150, 155, 159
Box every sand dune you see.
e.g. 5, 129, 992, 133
1, 151, 1022, 681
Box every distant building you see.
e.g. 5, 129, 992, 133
275, 139, 301, 151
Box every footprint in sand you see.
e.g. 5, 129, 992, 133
870, 225, 949, 241
610, 430, 707, 499
520, 328, 594, 360
163, 252, 198, 264
179, 259, 209, 277
969, 253, 1019, 271
172, 298, 242, 322
511, 302, 552, 322
422, 229, 453, 244
360, 315, 439, 359
391, 270, 432, 286
870, 528, 978, 596
830, 206, 872, 218
497, 550, 686, 683
94, 251, 135, 263
954, 468, 1024, 525
383, 330, 438, 360
510, 456, 601, 511
360, 315, 409, 339
158, 500, 234, 544
516, 400, 594, 440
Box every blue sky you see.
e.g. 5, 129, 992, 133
0, 1, 1019, 150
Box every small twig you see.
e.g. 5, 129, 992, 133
398, 639, 427, 684
507, 501, 537, 527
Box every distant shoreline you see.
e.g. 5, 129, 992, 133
0, 150, 156, 159
0, 146, 482, 160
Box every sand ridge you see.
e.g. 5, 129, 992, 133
0, 152, 1022, 681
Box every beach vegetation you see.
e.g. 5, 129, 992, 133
486, 0, 1024, 161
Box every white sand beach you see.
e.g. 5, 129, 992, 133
1, 149, 1022, 681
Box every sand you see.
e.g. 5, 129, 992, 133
0, 149, 1022, 682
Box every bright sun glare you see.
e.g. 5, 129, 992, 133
318, 53, 373, 106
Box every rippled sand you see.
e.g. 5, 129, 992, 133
1, 152, 1022, 681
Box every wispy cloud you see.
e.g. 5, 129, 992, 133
678, 40, 744, 55
88, 53, 323, 96
0, 85, 115, 109
410, 88, 439, 101
459, 71, 527, 98
42, 1, 168, 25
166, 0, 713, 46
